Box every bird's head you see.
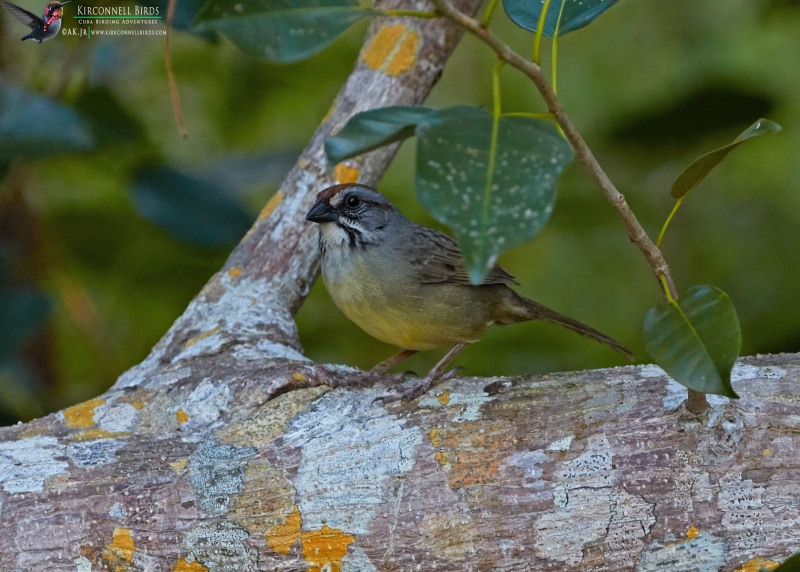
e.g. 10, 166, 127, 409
46, 0, 69, 19
306, 184, 400, 249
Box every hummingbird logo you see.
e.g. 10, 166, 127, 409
1, 0, 71, 43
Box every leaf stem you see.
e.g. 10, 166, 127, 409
480, 0, 500, 27
532, 0, 552, 65
430, 0, 678, 300
659, 274, 675, 304
381, 9, 439, 18
656, 196, 684, 249
550, 0, 567, 95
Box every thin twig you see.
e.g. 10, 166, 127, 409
431, 0, 678, 300
164, 0, 188, 138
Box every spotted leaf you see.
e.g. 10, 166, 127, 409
416, 106, 573, 284
503, 0, 619, 36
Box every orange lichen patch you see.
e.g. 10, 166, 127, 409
170, 458, 188, 473
334, 164, 360, 184
64, 398, 105, 428
176, 409, 190, 425
363, 24, 419, 77
173, 557, 208, 572
102, 527, 135, 567
686, 525, 700, 540
132, 401, 145, 410
258, 191, 284, 222
301, 525, 355, 572
292, 372, 308, 383
385, 30, 419, 76
437, 391, 450, 406
363, 24, 404, 69
183, 327, 221, 349
267, 505, 303, 555
69, 429, 127, 441
445, 450, 500, 488
762, 448, 773, 456
227, 267, 243, 279
428, 422, 509, 488
426, 427, 458, 448
266, 507, 354, 571
734, 557, 779, 572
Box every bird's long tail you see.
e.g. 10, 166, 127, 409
505, 292, 634, 360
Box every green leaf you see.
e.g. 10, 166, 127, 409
325, 106, 438, 166
644, 285, 741, 398
0, 80, 94, 163
415, 107, 573, 283
671, 118, 782, 199
192, 0, 377, 62
132, 166, 253, 247
503, 0, 619, 37
771, 552, 800, 572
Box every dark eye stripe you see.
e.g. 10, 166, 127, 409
336, 221, 362, 249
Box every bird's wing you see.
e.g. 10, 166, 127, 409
1, 1, 41, 27
407, 224, 517, 286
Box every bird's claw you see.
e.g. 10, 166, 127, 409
372, 366, 464, 404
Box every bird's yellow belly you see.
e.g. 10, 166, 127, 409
327, 277, 485, 351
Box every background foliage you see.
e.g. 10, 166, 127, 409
1, 0, 798, 424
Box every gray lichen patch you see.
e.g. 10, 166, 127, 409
285, 389, 423, 534
190, 440, 256, 517
185, 521, 257, 572
0, 436, 68, 494
638, 532, 727, 572
67, 438, 127, 468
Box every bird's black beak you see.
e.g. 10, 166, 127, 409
306, 200, 338, 223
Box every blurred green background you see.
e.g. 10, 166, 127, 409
1, 0, 798, 425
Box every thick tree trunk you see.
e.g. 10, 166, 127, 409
1, 0, 798, 570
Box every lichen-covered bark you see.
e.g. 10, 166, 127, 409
1, 0, 798, 570
1, 355, 798, 571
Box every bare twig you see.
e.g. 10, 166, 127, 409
164, 0, 188, 138
431, 0, 678, 299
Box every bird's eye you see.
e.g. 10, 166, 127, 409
345, 195, 361, 209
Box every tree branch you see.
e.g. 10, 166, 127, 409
1, 353, 796, 570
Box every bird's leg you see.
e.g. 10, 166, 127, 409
370, 349, 417, 375
426, 342, 469, 380
378, 342, 470, 403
